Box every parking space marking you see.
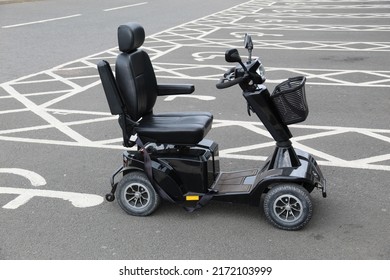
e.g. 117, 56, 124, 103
0, 168, 46, 187
247, 40, 390, 52
0, 168, 104, 209
270, 3, 390, 10
2, 83, 93, 144
1, 2, 148, 29
0, 0, 389, 172
103, 2, 148, 12
263, 13, 390, 18
246, 23, 390, 32
164, 95, 216, 101
1, 187, 104, 209
2, 14, 82, 29
215, 120, 390, 171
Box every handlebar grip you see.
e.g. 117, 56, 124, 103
216, 76, 244, 89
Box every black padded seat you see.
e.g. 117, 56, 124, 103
98, 22, 213, 146
137, 112, 213, 144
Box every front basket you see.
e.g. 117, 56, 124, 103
270, 76, 308, 125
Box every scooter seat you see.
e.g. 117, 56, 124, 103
137, 112, 213, 145
98, 22, 214, 146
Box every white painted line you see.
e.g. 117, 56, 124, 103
164, 95, 216, 101
103, 2, 147, 12
0, 124, 53, 136
65, 116, 117, 126
40, 80, 101, 108
351, 154, 390, 165
0, 108, 30, 115
2, 14, 82, 29
0, 134, 127, 150
94, 138, 123, 145
0, 168, 46, 187
46, 108, 112, 116
0, 187, 104, 209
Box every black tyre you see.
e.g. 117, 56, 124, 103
116, 171, 161, 216
263, 183, 313, 231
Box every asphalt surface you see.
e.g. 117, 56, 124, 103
0, 0, 389, 260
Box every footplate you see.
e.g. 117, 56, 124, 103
212, 169, 260, 195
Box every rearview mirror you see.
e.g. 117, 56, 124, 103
225, 48, 242, 63
244, 34, 253, 62
244, 34, 253, 51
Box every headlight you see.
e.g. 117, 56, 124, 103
257, 63, 266, 79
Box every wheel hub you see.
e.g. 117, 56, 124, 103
274, 194, 303, 222
134, 191, 142, 199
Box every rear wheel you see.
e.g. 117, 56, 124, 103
116, 171, 161, 216
263, 183, 312, 231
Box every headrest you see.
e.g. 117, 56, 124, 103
118, 22, 145, 53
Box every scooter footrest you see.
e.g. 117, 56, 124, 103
213, 169, 259, 194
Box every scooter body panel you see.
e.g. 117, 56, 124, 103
204, 148, 326, 204
117, 140, 326, 204
243, 86, 292, 143
118, 139, 220, 202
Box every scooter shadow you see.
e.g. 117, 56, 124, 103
155, 199, 264, 221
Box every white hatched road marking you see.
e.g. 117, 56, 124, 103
0, 0, 389, 172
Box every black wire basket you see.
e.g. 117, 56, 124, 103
270, 76, 308, 125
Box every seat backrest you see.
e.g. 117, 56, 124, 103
97, 60, 124, 115
115, 22, 158, 121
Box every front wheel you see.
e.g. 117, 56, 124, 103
116, 171, 161, 216
263, 183, 313, 231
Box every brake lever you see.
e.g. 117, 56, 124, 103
225, 71, 235, 80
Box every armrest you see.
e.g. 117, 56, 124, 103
97, 60, 124, 115
157, 83, 195, 96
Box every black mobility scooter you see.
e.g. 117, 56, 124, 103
97, 23, 327, 230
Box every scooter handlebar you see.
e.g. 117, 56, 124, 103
216, 76, 244, 89
216, 67, 244, 89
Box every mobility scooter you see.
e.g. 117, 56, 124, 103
97, 23, 327, 230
